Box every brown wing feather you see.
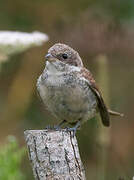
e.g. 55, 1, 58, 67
81, 68, 110, 127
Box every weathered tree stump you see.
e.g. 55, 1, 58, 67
24, 129, 86, 180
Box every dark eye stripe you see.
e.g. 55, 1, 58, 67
62, 53, 68, 59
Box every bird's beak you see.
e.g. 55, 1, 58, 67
45, 53, 56, 62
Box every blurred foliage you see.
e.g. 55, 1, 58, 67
0, 136, 26, 180
97, 0, 134, 22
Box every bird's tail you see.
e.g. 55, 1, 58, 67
108, 109, 124, 117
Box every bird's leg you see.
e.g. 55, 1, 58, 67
66, 121, 81, 137
54, 120, 67, 130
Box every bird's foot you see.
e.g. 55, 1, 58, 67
53, 120, 67, 130
53, 125, 62, 131
45, 125, 62, 131
66, 127, 77, 137
66, 121, 81, 137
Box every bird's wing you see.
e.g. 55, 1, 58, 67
80, 68, 110, 127
36, 75, 44, 103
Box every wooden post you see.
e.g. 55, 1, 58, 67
24, 129, 86, 180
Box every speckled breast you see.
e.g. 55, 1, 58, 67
37, 60, 97, 122
37, 70, 97, 123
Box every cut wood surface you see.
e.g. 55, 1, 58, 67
24, 129, 86, 180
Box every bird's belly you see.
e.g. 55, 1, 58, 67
38, 76, 97, 122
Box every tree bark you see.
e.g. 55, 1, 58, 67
24, 129, 86, 180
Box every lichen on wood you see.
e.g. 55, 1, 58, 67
24, 129, 86, 180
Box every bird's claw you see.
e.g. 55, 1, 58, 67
45, 125, 62, 130
53, 125, 62, 131
66, 127, 77, 137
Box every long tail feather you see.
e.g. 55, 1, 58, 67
108, 109, 124, 117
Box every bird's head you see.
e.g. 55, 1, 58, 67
45, 43, 83, 67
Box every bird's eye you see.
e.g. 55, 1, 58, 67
62, 53, 68, 59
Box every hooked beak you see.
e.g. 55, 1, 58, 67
45, 53, 56, 62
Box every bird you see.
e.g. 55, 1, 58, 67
37, 43, 123, 134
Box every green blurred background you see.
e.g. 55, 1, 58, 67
0, 0, 134, 179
